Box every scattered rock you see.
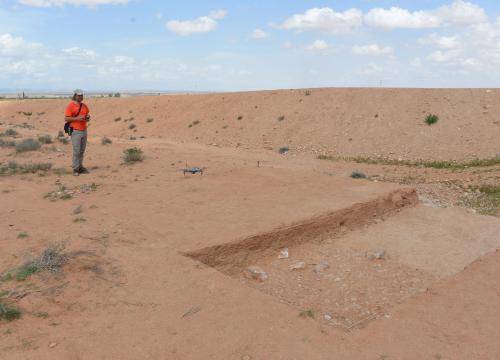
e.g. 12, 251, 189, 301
290, 262, 306, 270
313, 261, 330, 273
324, 314, 333, 321
367, 249, 386, 260
278, 248, 289, 259
49, 342, 58, 348
244, 266, 268, 281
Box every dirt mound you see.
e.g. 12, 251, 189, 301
1, 87, 499, 160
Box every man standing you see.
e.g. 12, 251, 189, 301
65, 89, 91, 176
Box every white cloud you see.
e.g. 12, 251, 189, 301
0, 33, 43, 57
208, 10, 227, 20
17, 0, 128, 8
352, 44, 393, 56
306, 40, 329, 51
280, 7, 363, 34
428, 49, 462, 63
250, 29, 269, 39
62, 47, 98, 59
365, 1, 487, 29
418, 34, 461, 49
167, 10, 227, 36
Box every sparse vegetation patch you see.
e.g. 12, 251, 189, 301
318, 155, 500, 170
0, 303, 21, 321
123, 147, 144, 163
3, 245, 68, 282
0, 139, 16, 148
45, 185, 73, 201
0, 161, 52, 175
15, 138, 41, 153
463, 185, 500, 216
0, 129, 18, 137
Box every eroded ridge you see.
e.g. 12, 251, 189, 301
186, 188, 418, 275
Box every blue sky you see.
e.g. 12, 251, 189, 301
1, 0, 500, 91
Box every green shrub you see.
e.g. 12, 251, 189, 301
0, 303, 22, 321
277, 115, 285, 122
278, 147, 289, 154
128, 124, 136, 130
123, 147, 144, 163
146, 118, 154, 123
15, 138, 41, 152
425, 114, 439, 126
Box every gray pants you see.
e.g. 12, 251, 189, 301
71, 130, 87, 171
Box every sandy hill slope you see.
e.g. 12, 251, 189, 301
1, 87, 499, 160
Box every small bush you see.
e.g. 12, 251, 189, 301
123, 147, 144, 163
350, 171, 367, 179
278, 147, 289, 154
114, 93, 121, 98
12, 245, 68, 281
425, 114, 439, 126
114, 117, 122, 122
38, 134, 53, 144
58, 137, 69, 145
305, 90, 312, 96
0, 303, 22, 321
22, 112, 32, 116
17, 232, 29, 239
0, 139, 16, 148
277, 115, 285, 122
101, 137, 112, 145
128, 124, 136, 130
57, 131, 64, 138
237, 115, 243, 120
1, 129, 18, 137
146, 118, 154, 123
299, 309, 315, 318
15, 138, 41, 152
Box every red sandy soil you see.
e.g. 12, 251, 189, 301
0, 88, 499, 359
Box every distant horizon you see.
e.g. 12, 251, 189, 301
1, 86, 500, 98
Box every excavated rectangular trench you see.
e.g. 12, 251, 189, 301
185, 188, 434, 330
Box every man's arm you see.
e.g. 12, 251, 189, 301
65, 115, 88, 123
